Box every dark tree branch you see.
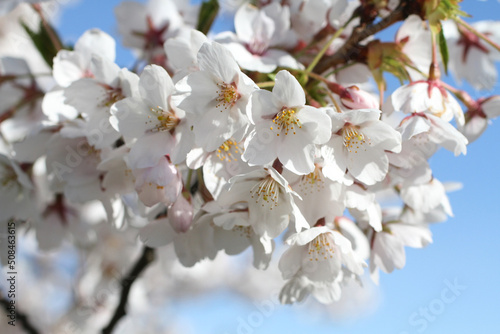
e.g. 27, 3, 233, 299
313, 2, 419, 74
0, 296, 40, 334
101, 246, 156, 334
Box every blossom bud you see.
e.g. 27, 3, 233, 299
168, 193, 194, 233
341, 86, 379, 110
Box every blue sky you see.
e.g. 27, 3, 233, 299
53, 1, 500, 333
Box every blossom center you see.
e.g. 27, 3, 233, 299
216, 139, 240, 162
233, 225, 253, 238
270, 108, 302, 136
250, 176, 280, 210
298, 166, 325, 194
0, 165, 18, 190
215, 82, 240, 111
103, 85, 125, 107
147, 106, 179, 132
247, 37, 269, 56
343, 125, 369, 153
308, 233, 335, 261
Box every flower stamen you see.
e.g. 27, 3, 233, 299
215, 82, 240, 112
147, 106, 179, 132
271, 108, 302, 136
216, 139, 240, 162
250, 176, 280, 210
343, 125, 369, 153
308, 233, 335, 261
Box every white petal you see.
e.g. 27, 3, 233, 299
273, 70, 305, 107
198, 42, 240, 83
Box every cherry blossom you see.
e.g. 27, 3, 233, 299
216, 2, 302, 73
1, 0, 500, 326
175, 41, 257, 152
243, 70, 332, 175
321, 109, 402, 186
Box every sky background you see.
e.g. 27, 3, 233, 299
43, 0, 500, 333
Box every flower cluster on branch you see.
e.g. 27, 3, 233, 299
1, 0, 499, 332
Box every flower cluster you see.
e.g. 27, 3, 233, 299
1, 0, 499, 316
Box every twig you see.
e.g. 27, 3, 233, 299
0, 296, 40, 334
313, 2, 416, 74
32, 4, 63, 52
454, 17, 500, 53
101, 246, 156, 334
306, 26, 346, 74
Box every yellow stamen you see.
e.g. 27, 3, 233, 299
270, 108, 302, 136
215, 82, 240, 112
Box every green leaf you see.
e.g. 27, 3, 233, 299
21, 20, 61, 68
437, 24, 449, 75
267, 73, 277, 81
197, 0, 220, 35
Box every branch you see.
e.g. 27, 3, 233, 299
0, 296, 40, 334
101, 246, 156, 334
313, 3, 415, 74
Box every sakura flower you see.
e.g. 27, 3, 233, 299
52, 29, 116, 88
387, 80, 465, 126
168, 193, 194, 233
345, 183, 383, 232
284, 162, 345, 225
281, 228, 362, 274
279, 271, 344, 305
140, 213, 218, 267
62, 55, 139, 149
44, 130, 106, 204
216, 3, 302, 73
278, 226, 365, 303
287, 0, 348, 43
243, 70, 332, 175
174, 42, 257, 152
115, 0, 198, 63
370, 217, 432, 284
0, 57, 47, 143
458, 96, 500, 143
0, 153, 33, 221
395, 112, 468, 162
163, 28, 208, 81
44, 29, 117, 123
33, 194, 95, 251
216, 166, 308, 238
187, 138, 257, 200
396, 15, 432, 81
444, 20, 500, 91
400, 178, 452, 215
110, 64, 193, 167
326, 80, 379, 111
340, 85, 379, 110
321, 109, 401, 186
131, 156, 182, 207
209, 206, 275, 270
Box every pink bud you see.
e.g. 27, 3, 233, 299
341, 86, 379, 110
168, 194, 194, 233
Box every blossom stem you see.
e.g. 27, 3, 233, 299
186, 168, 193, 191
454, 17, 500, 53
428, 28, 441, 80
440, 81, 478, 109
257, 81, 275, 88
31, 4, 63, 52
313, 2, 414, 74
101, 246, 156, 334
306, 26, 346, 74
307, 71, 330, 84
